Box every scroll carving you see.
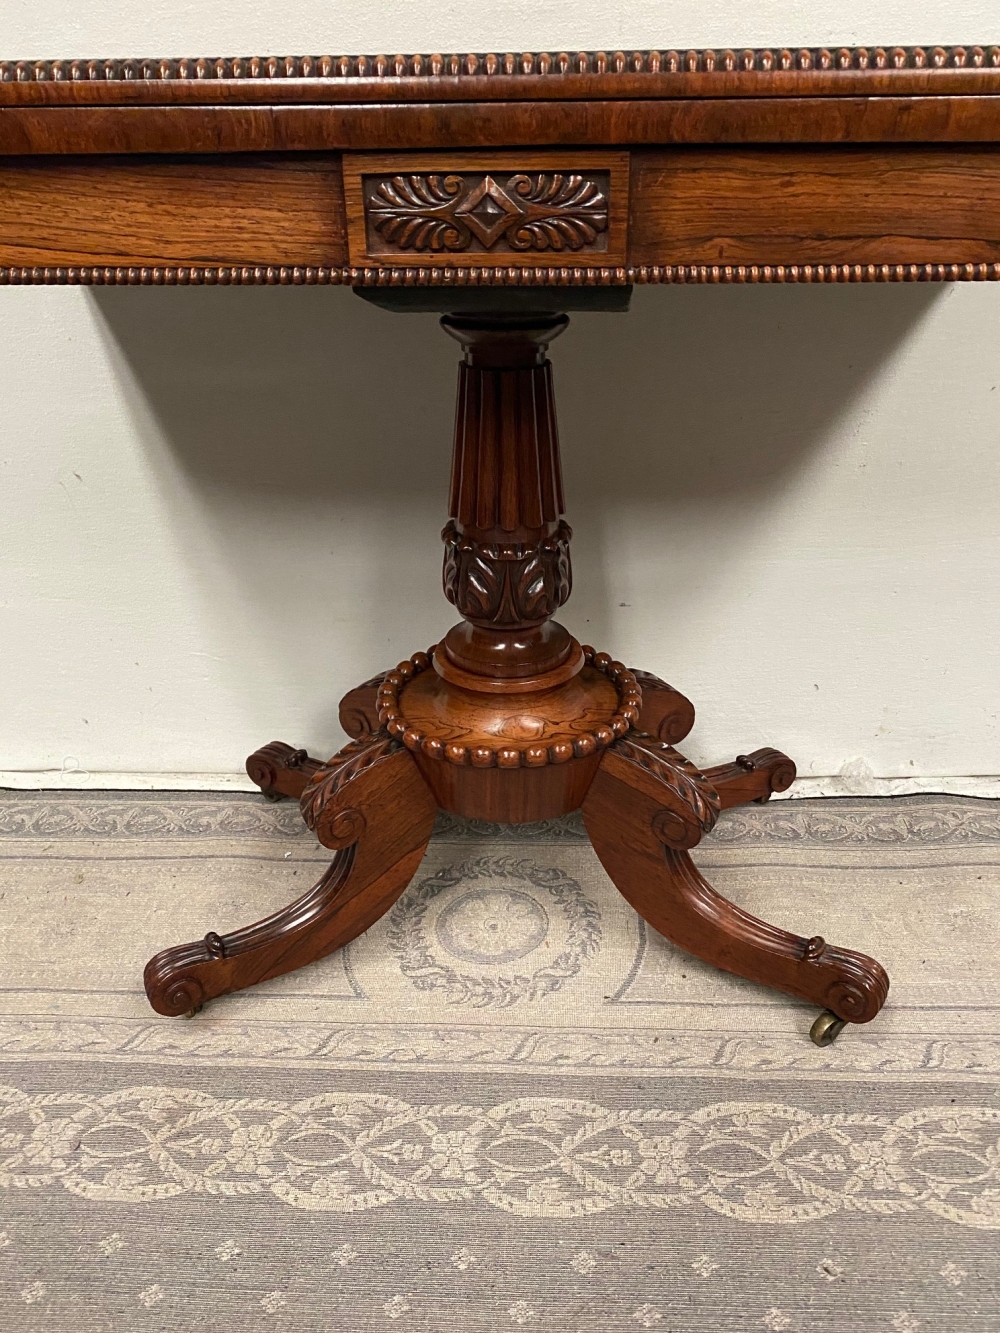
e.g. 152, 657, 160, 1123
611, 734, 722, 846
300, 733, 402, 848
631, 670, 696, 745
339, 672, 390, 740
442, 519, 572, 626
366, 172, 610, 255
245, 740, 322, 800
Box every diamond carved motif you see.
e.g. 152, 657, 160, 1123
454, 175, 525, 247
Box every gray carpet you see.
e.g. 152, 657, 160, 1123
1, 790, 999, 1331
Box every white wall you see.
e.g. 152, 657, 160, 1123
5, 2, 1000, 61
3, 4, 1000, 792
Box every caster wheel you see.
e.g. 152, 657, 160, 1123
810, 1010, 847, 1046
261, 789, 284, 803
182, 1004, 203, 1019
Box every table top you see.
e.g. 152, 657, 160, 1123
3, 44, 1000, 288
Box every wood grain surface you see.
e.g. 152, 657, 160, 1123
5, 144, 1000, 272
0, 154, 346, 267
4, 97, 1000, 161
630, 146, 1000, 266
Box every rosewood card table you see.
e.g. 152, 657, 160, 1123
6, 44, 1000, 1044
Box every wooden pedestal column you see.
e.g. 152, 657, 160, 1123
145, 305, 889, 1048
386, 313, 633, 822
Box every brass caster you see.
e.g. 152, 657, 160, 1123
810, 1010, 848, 1046
261, 789, 284, 803
182, 1004, 203, 1019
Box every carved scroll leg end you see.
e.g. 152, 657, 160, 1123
804, 935, 890, 1027
705, 747, 797, 810
143, 932, 230, 1018
141, 854, 356, 1018
246, 741, 323, 801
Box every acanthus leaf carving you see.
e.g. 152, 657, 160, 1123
442, 520, 572, 627
513, 551, 551, 621
464, 553, 502, 618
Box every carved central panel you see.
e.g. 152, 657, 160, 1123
343, 152, 629, 268
368, 171, 610, 255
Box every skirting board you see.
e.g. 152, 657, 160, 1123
2, 772, 999, 799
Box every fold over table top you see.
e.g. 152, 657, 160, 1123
2, 45, 1000, 286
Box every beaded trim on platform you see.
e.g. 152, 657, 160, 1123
376, 646, 640, 768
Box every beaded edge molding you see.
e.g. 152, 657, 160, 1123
2, 47, 1000, 83
376, 646, 641, 768
4, 262, 1000, 287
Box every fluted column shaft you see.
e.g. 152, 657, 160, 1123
449, 357, 564, 541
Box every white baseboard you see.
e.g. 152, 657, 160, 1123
0, 771, 261, 792
2, 771, 1000, 799
783, 775, 1000, 799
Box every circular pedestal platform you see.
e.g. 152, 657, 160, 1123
376, 646, 642, 822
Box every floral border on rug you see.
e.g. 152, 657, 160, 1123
2, 1086, 999, 1227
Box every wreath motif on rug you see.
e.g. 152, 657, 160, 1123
385, 856, 601, 1007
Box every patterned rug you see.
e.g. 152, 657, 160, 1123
1, 790, 999, 1332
